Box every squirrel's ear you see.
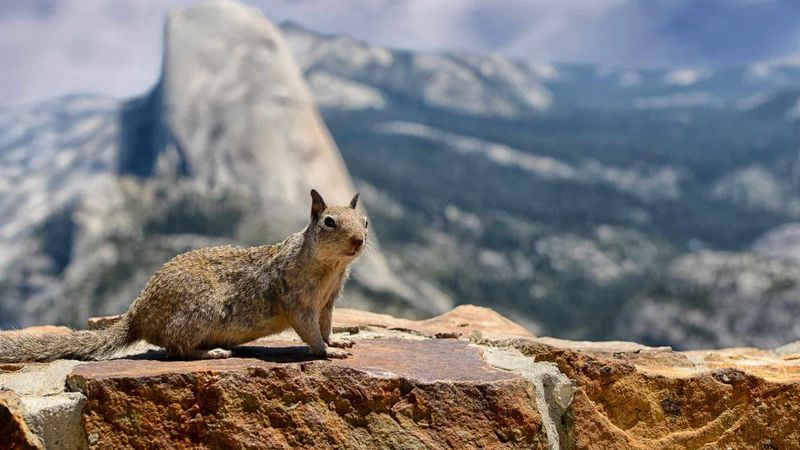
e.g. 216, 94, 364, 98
349, 193, 359, 209
310, 189, 327, 219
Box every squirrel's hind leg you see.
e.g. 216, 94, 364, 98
163, 331, 232, 360
165, 345, 232, 360
189, 348, 232, 359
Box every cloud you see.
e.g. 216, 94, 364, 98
0, 0, 178, 106
0, 0, 799, 107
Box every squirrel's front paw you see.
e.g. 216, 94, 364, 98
327, 339, 355, 349
324, 347, 351, 359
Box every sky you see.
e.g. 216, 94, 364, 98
1, 0, 800, 107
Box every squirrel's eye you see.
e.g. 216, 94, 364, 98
364, 217, 369, 228
324, 216, 336, 227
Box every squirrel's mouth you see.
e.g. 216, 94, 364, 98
343, 250, 360, 257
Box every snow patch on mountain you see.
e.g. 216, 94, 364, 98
282, 22, 394, 74
618, 70, 643, 88
525, 62, 560, 81
753, 223, 800, 263
308, 72, 386, 110
748, 56, 800, 80
663, 68, 711, 86
711, 165, 800, 215
735, 91, 770, 111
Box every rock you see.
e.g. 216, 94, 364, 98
0, 391, 44, 450
87, 315, 121, 331
20, 394, 87, 450
333, 304, 533, 338
482, 347, 576, 450
529, 344, 800, 449
157, 0, 352, 212
0, 360, 83, 396
67, 338, 547, 449
5, 305, 800, 448
0, 359, 88, 449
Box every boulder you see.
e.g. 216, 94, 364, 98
332, 304, 533, 339
530, 344, 800, 449
67, 338, 546, 449
3, 305, 800, 448
0, 391, 44, 450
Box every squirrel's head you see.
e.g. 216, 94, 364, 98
307, 189, 369, 261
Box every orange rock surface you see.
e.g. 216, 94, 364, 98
67, 338, 545, 449
6, 306, 800, 449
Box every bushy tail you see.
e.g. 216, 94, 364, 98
0, 316, 138, 362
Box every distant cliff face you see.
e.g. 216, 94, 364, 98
154, 1, 355, 212
0, 0, 450, 328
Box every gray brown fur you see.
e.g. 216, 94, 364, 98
0, 190, 368, 362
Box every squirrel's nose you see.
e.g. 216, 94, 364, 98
350, 236, 364, 250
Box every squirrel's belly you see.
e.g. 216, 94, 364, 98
204, 316, 291, 348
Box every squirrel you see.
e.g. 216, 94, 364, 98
0, 189, 368, 361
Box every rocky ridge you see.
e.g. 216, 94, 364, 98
2, 305, 799, 449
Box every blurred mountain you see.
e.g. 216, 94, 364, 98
283, 22, 800, 116
0, 0, 450, 329
281, 23, 800, 348
4, 2, 800, 349
622, 250, 800, 349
